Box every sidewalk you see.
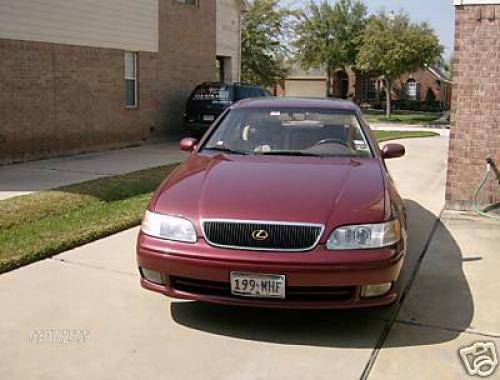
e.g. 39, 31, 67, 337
0, 140, 188, 200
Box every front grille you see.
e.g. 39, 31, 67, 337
202, 220, 324, 251
171, 276, 355, 302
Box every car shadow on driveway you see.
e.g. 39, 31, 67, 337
169, 200, 473, 348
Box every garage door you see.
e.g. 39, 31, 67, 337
284, 80, 326, 97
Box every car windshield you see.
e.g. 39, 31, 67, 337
201, 108, 373, 157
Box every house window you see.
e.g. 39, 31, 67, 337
406, 79, 418, 101
175, 0, 199, 5
366, 78, 377, 100
125, 51, 137, 108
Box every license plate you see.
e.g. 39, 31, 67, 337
230, 272, 286, 299
203, 114, 215, 122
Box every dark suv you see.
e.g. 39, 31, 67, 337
184, 82, 269, 136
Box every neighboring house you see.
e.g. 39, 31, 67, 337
446, 0, 500, 209
395, 66, 452, 109
216, 0, 247, 83
276, 67, 327, 98
0, 0, 217, 164
277, 65, 452, 110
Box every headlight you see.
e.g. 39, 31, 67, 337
141, 211, 196, 243
326, 220, 401, 250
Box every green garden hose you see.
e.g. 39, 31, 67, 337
473, 158, 500, 221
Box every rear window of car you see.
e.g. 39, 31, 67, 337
190, 85, 233, 103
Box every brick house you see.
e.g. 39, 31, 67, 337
0, 0, 245, 164
277, 65, 452, 110
446, 0, 500, 209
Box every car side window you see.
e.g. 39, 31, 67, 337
234, 87, 247, 101
235, 86, 265, 100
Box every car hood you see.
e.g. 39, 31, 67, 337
152, 153, 386, 237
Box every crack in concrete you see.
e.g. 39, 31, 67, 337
50, 257, 137, 278
394, 318, 500, 339
27, 167, 115, 176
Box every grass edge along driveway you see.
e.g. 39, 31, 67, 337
363, 109, 443, 125
0, 130, 439, 274
0, 164, 179, 274
374, 130, 439, 142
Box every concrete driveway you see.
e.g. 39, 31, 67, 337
1, 134, 499, 380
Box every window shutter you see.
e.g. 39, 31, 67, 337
416, 83, 421, 101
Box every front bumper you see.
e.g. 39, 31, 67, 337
137, 233, 405, 309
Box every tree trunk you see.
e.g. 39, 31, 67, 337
326, 65, 332, 97
385, 78, 392, 119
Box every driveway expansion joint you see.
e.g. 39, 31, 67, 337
360, 207, 445, 380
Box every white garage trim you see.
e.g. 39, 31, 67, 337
454, 0, 500, 5
287, 76, 326, 81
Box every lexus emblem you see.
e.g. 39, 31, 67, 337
251, 229, 269, 241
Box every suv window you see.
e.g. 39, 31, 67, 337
235, 86, 267, 101
257, 88, 268, 97
234, 86, 251, 101
190, 85, 234, 103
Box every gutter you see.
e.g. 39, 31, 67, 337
426, 66, 453, 85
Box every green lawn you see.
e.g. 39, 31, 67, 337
374, 130, 440, 142
364, 109, 443, 125
0, 130, 439, 274
0, 164, 179, 273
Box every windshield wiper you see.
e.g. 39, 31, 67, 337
203, 145, 249, 155
259, 150, 322, 157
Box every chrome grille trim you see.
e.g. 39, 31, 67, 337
201, 219, 325, 252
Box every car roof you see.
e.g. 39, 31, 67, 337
197, 82, 263, 89
232, 97, 360, 111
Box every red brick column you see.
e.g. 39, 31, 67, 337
446, 3, 500, 209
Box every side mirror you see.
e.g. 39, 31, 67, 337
381, 143, 405, 159
179, 137, 198, 152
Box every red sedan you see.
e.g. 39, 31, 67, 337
137, 97, 407, 309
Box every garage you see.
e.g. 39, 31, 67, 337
284, 76, 326, 97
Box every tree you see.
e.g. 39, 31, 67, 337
356, 12, 443, 118
294, 0, 367, 96
241, 0, 296, 87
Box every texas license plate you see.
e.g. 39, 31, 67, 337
203, 114, 215, 122
230, 272, 286, 299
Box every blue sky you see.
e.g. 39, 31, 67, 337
295, 0, 455, 57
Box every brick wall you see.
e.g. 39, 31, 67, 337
157, 1, 216, 136
0, 1, 216, 163
0, 39, 157, 162
446, 4, 500, 209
